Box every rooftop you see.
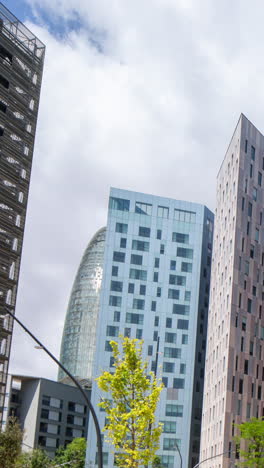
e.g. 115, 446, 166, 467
0, 2, 45, 60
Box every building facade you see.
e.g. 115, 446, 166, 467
3, 374, 90, 457
0, 3, 45, 424
58, 227, 106, 385
87, 188, 214, 468
200, 114, 264, 467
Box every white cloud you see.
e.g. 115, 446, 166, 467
9, 0, 264, 379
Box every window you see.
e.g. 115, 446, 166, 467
165, 332, 176, 344
130, 254, 143, 265
185, 291, 191, 301
162, 421, 176, 433
126, 313, 144, 324
105, 341, 112, 351
110, 281, 123, 292
153, 272, 159, 282
169, 275, 186, 286
182, 334, 188, 344
163, 438, 180, 451
95, 452, 109, 465
154, 258, 160, 268
248, 202, 252, 217
247, 298, 252, 314
133, 299, 145, 310
250, 164, 253, 177
124, 328, 131, 337
163, 362, 175, 373
106, 326, 119, 337
114, 311, 120, 322
148, 345, 153, 356
181, 262, 192, 273
165, 404, 183, 417
172, 233, 189, 243
116, 222, 128, 233
173, 304, 189, 315
138, 226, 151, 237
113, 251, 125, 263
153, 331, 158, 341
136, 329, 142, 339
132, 240, 149, 252
160, 244, 165, 254
112, 266, 118, 277
151, 301, 156, 311
253, 187, 257, 201
251, 145, 255, 161
170, 260, 176, 271
177, 319, 189, 330
244, 260, 249, 276
258, 172, 262, 186
242, 197, 245, 211
120, 238, 127, 248
135, 202, 152, 215
239, 379, 243, 394
161, 456, 174, 468
0, 74, 9, 89
139, 284, 146, 295
157, 287, 161, 297
109, 296, 122, 307
180, 364, 186, 374
250, 245, 254, 259
168, 289, 179, 300
110, 356, 115, 367
109, 196, 130, 211
173, 378, 185, 389
177, 247, 193, 259
164, 347, 181, 358
174, 209, 196, 223
154, 316, 159, 326
129, 269, 147, 280
166, 318, 172, 328
162, 377, 168, 388
157, 206, 169, 218
0, 100, 7, 113
245, 139, 248, 153
128, 283, 134, 293
157, 229, 162, 240
255, 228, 259, 242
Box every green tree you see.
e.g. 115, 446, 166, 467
235, 417, 264, 467
0, 416, 23, 468
97, 337, 163, 468
53, 438, 86, 468
15, 448, 50, 468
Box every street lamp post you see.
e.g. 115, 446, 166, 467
193, 449, 237, 468
174, 440, 182, 468
4, 308, 103, 468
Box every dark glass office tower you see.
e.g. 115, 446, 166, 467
0, 3, 45, 424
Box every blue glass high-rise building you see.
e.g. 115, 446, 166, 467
87, 188, 214, 468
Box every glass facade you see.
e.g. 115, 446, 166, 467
87, 188, 214, 468
58, 227, 106, 384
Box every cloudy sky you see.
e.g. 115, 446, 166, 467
7, 0, 264, 380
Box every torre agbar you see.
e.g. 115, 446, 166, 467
200, 114, 264, 467
0, 3, 45, 424
58, 228, 106, 386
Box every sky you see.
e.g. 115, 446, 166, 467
6, 0, 264, 380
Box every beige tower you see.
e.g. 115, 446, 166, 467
200, 114, 264, 467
